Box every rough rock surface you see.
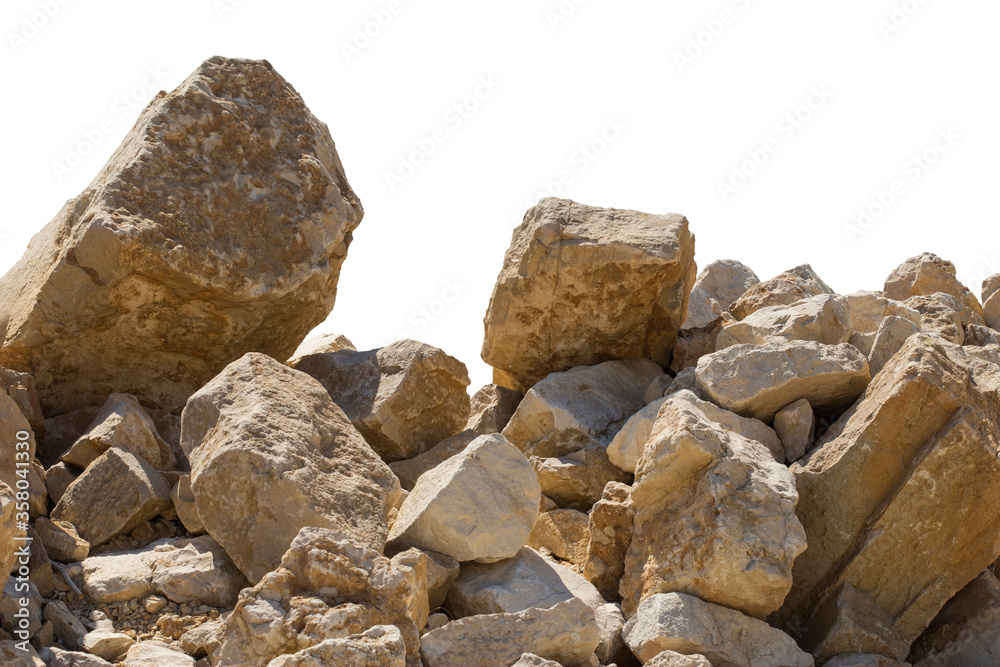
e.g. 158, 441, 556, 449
388, 434, 539, 563
868, 316, 922, 377
285, 333, 356, 365
0, 482, 21, 577
800, 582, 909, 664
717, 293, 853, 349
420, 597, 600, 667
215, 527, 420, 667
61, 394, 172, 471
530, 444, 630, 511
696, 341, 871, 421
482, 197, 696, 391
0, 366, 45, 444
778, 334, 1000, 647
884, 253, 983, 317
0, 56, 364, 415
644, 650, 714, 667
0, 390, 35, 494
265, 625, 407, 667
502, 358, 664, 459
621, 391, 806, 618
682, 259, 760, 329
34, 517, 89, 563
292, 339, 471, 462
388, 430, 479, 492
583, 482, 634, 603
527, 509, 590, 566
774, 399, 815, 463
908, 570, 1000, 666
466, 384, 523, 434
670, 316, 727, 372
984, 274, 1000, 331
622, 593, 813, 666
180, 352, 400, 582
120, 641, 194, 666
730, 264, 834, 320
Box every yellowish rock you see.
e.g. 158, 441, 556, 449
730, 264, 833, 320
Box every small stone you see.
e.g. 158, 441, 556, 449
527, 509, 590, 566
35, 518, 90, 563
466, 384, 523, 434
773, 398, 816, 463
80, 629, 135, 662
531, 445, 630, 511
142, 596, 167, 614
61, 394, 173, 471
582, 482, 634, 603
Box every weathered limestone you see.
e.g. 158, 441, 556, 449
61, 394, 172, 471
583, 482, 634, 603
169, 475, 204, 536
718, 294, 853, 350
286, 333, 356, 365
482, 197, 696, 392
730, 264, 834, 320
778, 334, 1000, 647
696, 341, 871, 421
670, 316, 726, 372
292, 339, 471, 462
527, 509, 590, 566
0, 642, 45, 667
510, 654, 562, 667
120, 641, 195, 666
868, 316, 921, 377
908, 570, 1000, 666
0, 57, 364, 415
965, 323, 1000, 347
81, 625, 135, 662
265, 625, 407, 667
51, 448, 171, 547
884, 253, 983, 317
903, 293, 982, 345
180, 353, 400, 582
530, 445, 630, 510
467, 384, 522, 434
42, 407, 101, 468
502, 358, 664, 459
0, 367, 45, 444
215, 527, 420, 667
388, 430, 479, 492
774, 399, 815, 463
841, 292, 923, 336
682, 259, 760, 329
420, 598, 600, 667
800, 583, 909, 664
34, 518, 89, 563
44, 600, 88, 650
388, 434, 539, 563
622, 593, 813, 666
621, 390, 806, 619
644, 651, 714, 667
0, 483, 20, 577
984, 274, 1000, 331
44, 462, 78, 507
0, 390, 35, 494
40, 646, 111, 667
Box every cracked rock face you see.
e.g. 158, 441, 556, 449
0, 56, 363, 415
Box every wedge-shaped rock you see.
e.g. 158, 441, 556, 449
420, 597, 600, 667
984, 274, 1000, 331
903, 293, 983, 345
0, 483, 20, 577
503, 359, 664, 459
683, 259, 760, 329
265, 625, 406, 667
51, 447, 170, 547
482, 197, 696, 392
43, 601, 88, 651
774, 399, 815, 463
621, 391, 806, 619
62, 394, 172, 471
623, 593, 813, 666
0, 366, 45, 444
884, 253, 982, 317
718, 294, 853, 349
181, 353, 400, 582
696, 341, 871, 421
528, 509, 590, 566
868, 316, 921, 377
35, 517, 89, 563
80, 536, 247, 606
777, 334, 1000, 647
120, 641, 194, 666
0, 390, 34, 493
583, 482, 634, 603
467, 384, 522, 434
730, 264, 834, 320
908, 570, 1000, 666
215, 527, 420, 667
645, 651, 713, 666
800, 583, 908, 664
531, 445, 630, 511
388, 434, 539, 563
388, 548, 459, 630
169, 475, 204, 536
292, 339, 471, 462
610, 390, 782, 473
286, 333, 356, 365
388, 430, 479, 492
0, 57, 363, 415
841, 292, 923, 335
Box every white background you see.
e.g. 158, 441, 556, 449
2, 0, 997, 391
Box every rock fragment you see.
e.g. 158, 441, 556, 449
682, 259, 760, 329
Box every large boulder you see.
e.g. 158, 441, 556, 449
730, 264, 834, 320
387, 434, 539, 563
716, 294, 853, 349
682, 259, 760, 329
0, 390, 35, 493
883, 253, 982, 317
776, 334, 1000, 648
696, 341, 871, 422
621, 390, 806, 619
503, 358, 664, 459
908, 570, 1000, 666
180, 353, 400, 582
291, 339, 471, 462
215, 527, 420, 667
0, 57, 363, 415
482, 197, 696, 392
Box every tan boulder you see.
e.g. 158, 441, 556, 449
169, 475, 204, 536
984, 274, 1000, 331
388, 430, 479, 492
696, 341, 871, 421
180, 353, 400, 582
42, 601, 88, 651
777, 334, 1000, 647
621, 390, 806, 619
531, 445, 630, 511
34, 518, 89, 563
420, 597, 600, 667
717, 294, 853, 350
903, 293, 983, 345
285, 333, 356, 365
670, 316, 727, 373
265, 625, 407, 667
682, 259, 760, 329
528, 509, 590, 566
51, 447, 171, 547
120, 641, 194, 666
292, 339, 471, 462
0, 642, 45, 667
467, 384, 522, 434
215, 527, 420, 667
840, 291, 923, 335
388, 434, 539, 563
730, 264, 834, 320
482, 197, 696, 392
510, 654, 562, 667
965, 323, 1000, 347
884, 253, 982, 317
0, 367, 45, 444
800, 582, 908, 664
0, 57, 363, 416
61, 394, 172, 471
0, 482, 21, 577
645, 650, 714, 667
502, 359, 664, 459
389, 549, 432, 629
908, 570, 1000, 666
773, 399, 815, 463
583, 482, 634, 603
0, 390, 35, 494
868, 316, 921, 376
81, 626, 135, 662
622, 593, 813, 666
44, 462, 78, 506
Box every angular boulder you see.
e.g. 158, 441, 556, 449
388, 430, 479, 492
730, 264, 834, 320
717, 294, 853, 349
180, 353, 400, 582
682, 259, 760, 329
530, 445, 630, 510
773, 399, 815, 463
61, 394, 172, 471
800, 582, 908, 664
908, 570, 1000, 666
265, 625, 407, 667
984, 274, 1000, 331
466, 384, 522, 435
583, 482, 634, 603
482, 197, 696, 391
0, 57, 363, 415
527, 508, 590, 566
292, 339, 471, 462
285, 333, 356, 365
0, 390, 34, 493
884, 253, 982, 317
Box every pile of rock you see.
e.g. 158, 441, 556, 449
1, 56, 999, 667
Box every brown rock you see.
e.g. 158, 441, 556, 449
868, 316, 922, 377
773, 398, 816, 463
169, 475, 204, 536
0, 482, 22, 578
0, 390, 35, 493
41, 408, 101, 468
34, 518, 89, 563
583, 482, 634, 603
292, 339, 471, 462
61, 394, 172, 471
730, 264, 834, 320
0, 57, 363, 416
0, 367, 44, 444
482, 197, 696, 392
718, 293, 853, 349
180, 352, 400, 582
528, 509, 590, 566
908, 570, 1000, 666
984, 274, 1000, 331
682, 259, 760, 329
285, 333, 356, 365
670, 316, 726, 373
466, 384, 522, 434
531, 445, 630, 511
800, 582, 908, 664
44, 463, 79, 507
388, 430, 479, 492
884, 253, 982, 317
